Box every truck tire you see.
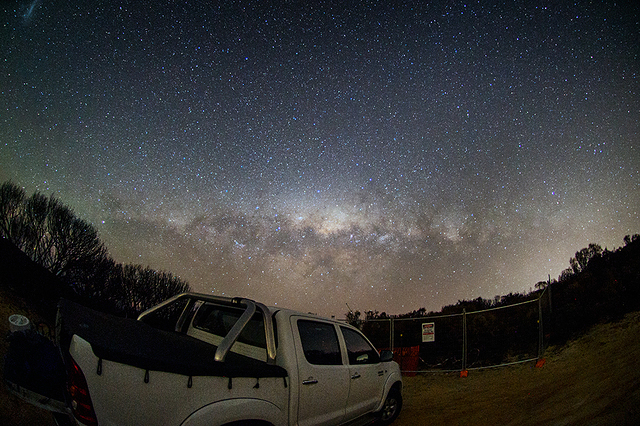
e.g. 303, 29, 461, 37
377, 388, 402, 425
223, 421, 273, 426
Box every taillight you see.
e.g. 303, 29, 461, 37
67, 358, 98, 426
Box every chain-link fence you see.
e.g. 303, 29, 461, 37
359, 288, 550, 374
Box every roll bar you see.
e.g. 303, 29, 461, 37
137, 293, 277, 364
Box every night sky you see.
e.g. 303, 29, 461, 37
2, 0, 638, 317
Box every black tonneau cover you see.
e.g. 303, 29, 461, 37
58, 299, 287, 378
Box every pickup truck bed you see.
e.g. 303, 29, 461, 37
58, 299, 287, 379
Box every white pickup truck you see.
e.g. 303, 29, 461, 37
5, 293, 402, 426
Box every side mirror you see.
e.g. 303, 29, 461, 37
379, 350, 394, 362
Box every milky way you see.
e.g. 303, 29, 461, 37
1, 1, 638, 317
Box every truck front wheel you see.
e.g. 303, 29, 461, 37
377, 388, 402, 424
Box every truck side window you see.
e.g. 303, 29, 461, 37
297, 320, 342, 365
341, 327, 380, 365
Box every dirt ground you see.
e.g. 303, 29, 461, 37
1, 285, 639, 425
394, 311, 640, 426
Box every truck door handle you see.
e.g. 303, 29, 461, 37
351, 373, 361, 379
302, 377, 318, 385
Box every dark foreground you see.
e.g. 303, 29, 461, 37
395, 311, 640, 426
2, 286, 639, 426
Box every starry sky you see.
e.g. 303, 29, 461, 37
1, 0, 638, 317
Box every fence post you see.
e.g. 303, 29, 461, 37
538, 295, 544, 357
462, 309, 467, 372
547, 274, 553, 314
390, 318, 394, 351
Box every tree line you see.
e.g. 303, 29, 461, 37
0, 181, 190, 319
349, 234, 640, 369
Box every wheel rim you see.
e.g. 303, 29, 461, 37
381, 396, 398, 420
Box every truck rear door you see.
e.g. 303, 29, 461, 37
291, 317, 350, 426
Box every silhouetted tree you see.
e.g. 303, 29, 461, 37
624, 234, 640, 246
559, 268, 574, 281
0, 182, 109, 282
0, 182, 28, 246
346, 310, 362, 327
0, 180, 191, 317
115, 264, 190, 318
570, 243, 602, 274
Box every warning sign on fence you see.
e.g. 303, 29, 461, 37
422, 322, 435, 342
